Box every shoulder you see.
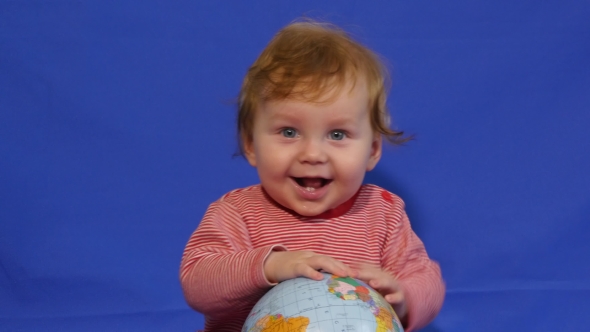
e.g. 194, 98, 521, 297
210, 184, 268, 212
219, 184, 263, 202
200, 185, 266, 224
359, 184, 405, 208
357, 184, 406, 224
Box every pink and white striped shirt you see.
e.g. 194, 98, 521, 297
180, 184, 444, 331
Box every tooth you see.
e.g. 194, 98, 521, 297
306, 187, 315, 192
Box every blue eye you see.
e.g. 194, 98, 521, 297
329, 130, 346, 140
281, 128, 298, 138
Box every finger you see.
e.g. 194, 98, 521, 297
296, 264, 324, 281
332, 260, 357, 278
369, 279, 381, 289
373, 278, 402, 294
369, 279, 389, 291
385, 291, 404, 304
349, 261, 380, 271
355, 267, 381, 282
308, 256, 354, 278
321, 262, 352, 278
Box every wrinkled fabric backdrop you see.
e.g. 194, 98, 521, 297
1, 1, 589, 331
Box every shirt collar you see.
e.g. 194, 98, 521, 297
261, 186, 361, 220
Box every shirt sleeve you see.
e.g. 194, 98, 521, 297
179, 199, 285, 318
381, 198, 446, 332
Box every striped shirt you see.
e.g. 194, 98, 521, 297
180, 184, 444, 331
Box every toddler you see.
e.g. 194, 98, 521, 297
180, 20, 445, 332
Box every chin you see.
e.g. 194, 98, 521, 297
290, 204, 330, 217
294, 210, 324, 217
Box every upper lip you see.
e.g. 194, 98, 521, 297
290, 176, 333, 188
290, 175, 331, 179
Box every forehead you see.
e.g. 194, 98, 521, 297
266, 74, 369, 106
260, 78, 370, 120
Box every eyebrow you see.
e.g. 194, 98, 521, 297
267, 112, 357, 126
328, 116, 357, 126
267, 110, 300, 123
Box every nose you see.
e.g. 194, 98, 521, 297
298, 137, 328, 164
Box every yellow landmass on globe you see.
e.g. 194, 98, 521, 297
248, 314, 309, 332
375, 307, 394, 332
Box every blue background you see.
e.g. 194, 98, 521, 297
1, 1, 589, 331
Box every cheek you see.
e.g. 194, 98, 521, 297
333, 146, 373, 178
255, 144, 291, 173
335, 157, 367, 179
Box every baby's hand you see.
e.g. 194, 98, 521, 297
264, 250, 356, 283
353, 263, 408, 320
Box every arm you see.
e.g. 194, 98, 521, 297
180, 198, 360, 319
179, 200, 281, 317
382, 204, 445, 331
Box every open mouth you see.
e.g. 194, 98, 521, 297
292, 177, 333, 191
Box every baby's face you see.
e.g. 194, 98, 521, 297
244, 79, 382, 217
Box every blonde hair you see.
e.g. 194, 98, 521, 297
237, 20, 410, 155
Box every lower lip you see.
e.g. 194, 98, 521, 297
291, 178, 331, 201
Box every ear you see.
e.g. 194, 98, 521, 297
366, 134, 382, 171
243, 138, 257, 167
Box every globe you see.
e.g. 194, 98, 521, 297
243, 272, 404, 332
